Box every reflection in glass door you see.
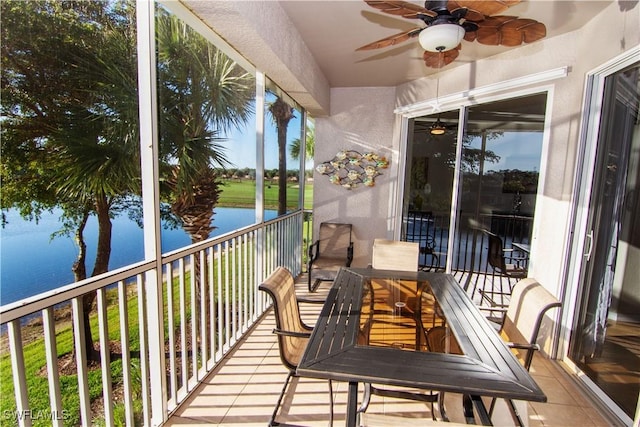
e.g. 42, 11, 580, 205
402, 94, 547, 296
568, 63, 640, 422
402, 110, 459, 271
453, 94, 546, 294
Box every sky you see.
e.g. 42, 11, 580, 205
220, 109, 307, 171
471, 131, 542, 172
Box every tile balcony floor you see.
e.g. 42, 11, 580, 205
166, 277, 614, 427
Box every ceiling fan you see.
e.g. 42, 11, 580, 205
356, 0, 546, 68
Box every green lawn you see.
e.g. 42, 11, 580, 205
218, 179, 313, 210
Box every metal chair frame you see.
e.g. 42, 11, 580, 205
478, 278, 562, 427
307, 222, 354, 292
259, 267, 334, 426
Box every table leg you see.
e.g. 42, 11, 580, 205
463, 394, 493, 426
346, 381, 359, 427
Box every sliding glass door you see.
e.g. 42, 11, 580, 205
567, 61, 640, 423
401, 93, 547, 295
402, 109, 459, 270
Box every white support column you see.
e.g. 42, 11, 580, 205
136, 0, 167, 424
255, 71, 266, 284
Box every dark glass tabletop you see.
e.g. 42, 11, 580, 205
358, 276, 461, 354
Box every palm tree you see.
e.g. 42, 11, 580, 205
156, 9, 254, 243
268, 97, 295, 215
290, 120, 315, 162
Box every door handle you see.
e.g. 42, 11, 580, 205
584, 230, 594, 261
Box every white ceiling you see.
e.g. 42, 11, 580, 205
277, 0, 613, 87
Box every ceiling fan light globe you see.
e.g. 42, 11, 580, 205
430, 126, 447, 135
419, 24, 465, 52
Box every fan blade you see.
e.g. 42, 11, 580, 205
500, 19, 546, 45
474, 16, 546, 46
363, 0, 436, 19
474, 15, 515, 45
454, 0, 521, 17
447, 1, 484, 22
423, 46, 460, 68
356, 27, 423, 50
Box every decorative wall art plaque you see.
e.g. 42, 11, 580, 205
315, 150, 389, 189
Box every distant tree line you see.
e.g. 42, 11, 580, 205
215, 167, 313, 180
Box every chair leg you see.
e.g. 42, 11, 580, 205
328, 379, 334, 427
437, 391, 449, 421
488, 396, 497, 417
269, 371, 294, 426
357, 383, 372, 414
506, 398, 525, 427
489, 397, 525, 427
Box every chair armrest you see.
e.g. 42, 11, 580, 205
346, 242, 354, 267
505, 341, 540, 370
505, 342, 540, 352
308, 240, 320, 263
273, 328, 312, 338
296, 296, 326, 305
504, 250, 529, 267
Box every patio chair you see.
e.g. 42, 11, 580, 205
480, 230, 528, 307
259, 267, 334, 426
478, 278, 562, 427
485, 230, 528, 278
362, 241, 447, 421
371, 238, 419, 271
308, 222, 353, 291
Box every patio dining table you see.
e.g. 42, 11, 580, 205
297, 267, 546, 426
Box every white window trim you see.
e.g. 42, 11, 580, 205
395, 67, 568, 118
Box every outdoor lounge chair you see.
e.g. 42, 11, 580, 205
307, 222, 353, 291
259, 266, 333, 427
478, 278, 562, 426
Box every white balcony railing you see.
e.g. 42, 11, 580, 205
0, 210, 305, 427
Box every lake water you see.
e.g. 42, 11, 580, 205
0, 207, 275, 306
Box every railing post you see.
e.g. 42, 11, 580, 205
7, 321, 32, 427
71, 297, 91, 426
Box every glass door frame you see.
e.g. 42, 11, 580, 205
393, 69, 567, 274
560, 45, 640, 426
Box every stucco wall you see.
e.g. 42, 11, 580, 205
314, 87, 398, 267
